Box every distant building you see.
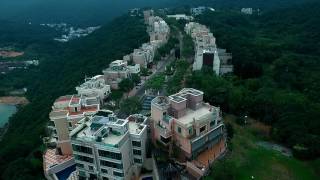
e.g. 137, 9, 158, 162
241, 8, 253, 15
191, 6, 206, 16
143, 10, 154, 23
148, 16, 170, 45
70, 113, 148, 180
167, 14, 194, 21
151, 88, 226, 177
185, 22, 233, 75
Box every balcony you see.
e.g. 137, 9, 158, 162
156, 123, 172, 138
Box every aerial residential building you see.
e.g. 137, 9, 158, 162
76, 75, 111, 104
151, 88, 226, 176
70, 113, 148, 180
241, 8, 253, 15
103, 60, 131, 90
143, 10, 154, 23
44, 95, 100, 180
167, 14, 194, 21
191, 7, 207, 16
185, 22, 233, 75
48, 95, 100, 155
148, 16, 170, 45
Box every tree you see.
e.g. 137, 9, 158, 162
145, 74, 165, 91
131, 73, 141, 85
119, 97, 142, 116
119, 78, 134, 92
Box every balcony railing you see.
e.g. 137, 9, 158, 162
156, 123, 172, 138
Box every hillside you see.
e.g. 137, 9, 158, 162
0, 14, 148, 179
187, 1, 320, 162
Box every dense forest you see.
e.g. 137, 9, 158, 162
0, 15, 148, 179
186, 1, 320, 159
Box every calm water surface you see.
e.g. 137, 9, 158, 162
0, 104, 17, 127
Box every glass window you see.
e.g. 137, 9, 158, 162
189, 127, 193, 134
114, 171, 124, 177
210, 121, 215, 127
98, 150, 122, 160
200, 126, 206, 133
101, 168, 108, 174
134, 158, 142, 163
178, 127, 182, 133
133, 149, 141, 155
72, 144, 93, 154
100, 160, 123, 169
75, 155, 93, 163
132, 141, 141, 147
88, 166, 94, 171
76, 163, 84, 168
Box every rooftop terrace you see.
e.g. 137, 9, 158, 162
175, 103, 213, 127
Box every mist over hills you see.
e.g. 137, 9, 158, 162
0, 0, 316, 25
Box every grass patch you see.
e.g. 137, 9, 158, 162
205, 115, 319, 180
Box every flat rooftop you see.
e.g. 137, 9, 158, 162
50, 110, 69, 118
176, 104, 212, 127
72, 115, 129, 147
75, 125, 126, 146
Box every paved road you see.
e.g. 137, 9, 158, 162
130, 54, 175, 98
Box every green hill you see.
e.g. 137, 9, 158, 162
0, 14, 148, 179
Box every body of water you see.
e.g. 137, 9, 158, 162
0, 104, 17, 127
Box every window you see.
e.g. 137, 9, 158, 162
98, 150, 122, 160
189, 127, 193, 135
210, 121, 215, 127
75, 155, 94, 163
200, 126, 206, 133
76, 163, 84, 168
178, 127, 182, 134
132, 141, 141, 147
160, 136, 171, 144
101, 169, 108, 174
100, 160, 123, 169
69, 122, 73, 128
134, 158, 142, 163
113, 171, 124, 177
79, 171, 86, 179
133, 149, 141, 155
72, 144, 93, 154
88, 166, 94, 171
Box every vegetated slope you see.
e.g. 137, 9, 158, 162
188, 1, 320, 160
0, 14, 148, 180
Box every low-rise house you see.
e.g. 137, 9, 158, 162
103, 60, 131, 90
70, 113, 148, 180
151, 88, 226, 177
76, 75, 111, 104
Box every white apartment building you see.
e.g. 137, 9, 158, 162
185, 22, 233, 75
70, 113, 148, 180
241, 8, 253, 15
167, 14, 194, 21
147, 16, 170, 45
76, 75, 111, 104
